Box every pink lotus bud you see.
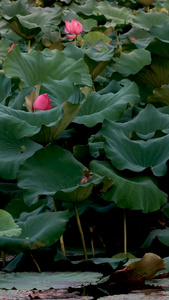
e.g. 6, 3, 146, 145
8, 43, 15, 52
33, 93, 52, 112
64, 19, 83, 39
131, 36, 136, 41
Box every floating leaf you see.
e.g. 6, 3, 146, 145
0, 271, 102, 290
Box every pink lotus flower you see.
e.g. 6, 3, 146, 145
33, 93, 52, 112
8, 43, 15, 52
64, 19, 83, 39
131, 36, 136, 41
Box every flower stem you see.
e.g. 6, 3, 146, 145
74, 37, 77, 47
124, 209, 127, 254
115, 30, 122, 52
28, 40, 31, 52
52, 197, 66, 256
74, 204, 88, 260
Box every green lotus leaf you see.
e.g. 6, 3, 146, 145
74, 82, 140, 127
3, 46, 92, 88
64, 43, 114, 80
64, 43, 114, 62
148, 84, 169, 106
0, 0, 30, 19
0, 211, 69, 253
150, 21, 169, 43
0, 73, 12, 104
133, 11, 169, 31
76, 17, 97, 32
0, 130, 42, 180
142, 228, 169, 248
136, 55, 169, 88
112, 49, 151, 75
0, 38, 10, 62
17, 144, 104, 205
0, 271, 101, 290
1, 1, 62, 39
83, 32, 111, 45
147, 39, 169, 59
93, 2, 133, 27
0, 83, 86, 145
0, 210, 22, 237
90, 161, 167, 212
91, 104, 169, 176
71, 0, 96, 16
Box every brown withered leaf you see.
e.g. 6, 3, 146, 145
99, 253, 167, 286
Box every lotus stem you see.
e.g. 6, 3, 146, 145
74, 37, 77, 47
28, 40, 31, 52
52, 197, 66, 256
124, 209, 127, 254
115, 30, 122, 52
1, 251, 5, 268
30, 251, 41, 273
91, 237, 95, 258
74, 204, 88, 260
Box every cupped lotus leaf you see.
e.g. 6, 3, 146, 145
0, 211, 69, 253
72, 0, 96, 16
64, 43, 114, 62
113, 49, 151, 75
83, 32, 111, 45
7, 17, 41, 40
1, 1, 62, 39
76, 17, 97, 32
150, 21, 169, 43
0, 84, 85, 145
17, 144, 104, 205
142, 228, 169, 248
3, 46, 92, 88
147, 39, 169, 59
0, 38, 10, 62
0, 0, 29, 19
74, 82, 140, 127
132, 11, 169, 31
0, 104, 63, 139
93, 2, 133, 27
136, 55, 169, 88
0, 129, 42, 180
64, 43, 114, 80
90, 161, 167, 212
0, 210, 22, 237
91, 104, 169, 176
0, 74, 12, 104
148, 84, 169, 106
